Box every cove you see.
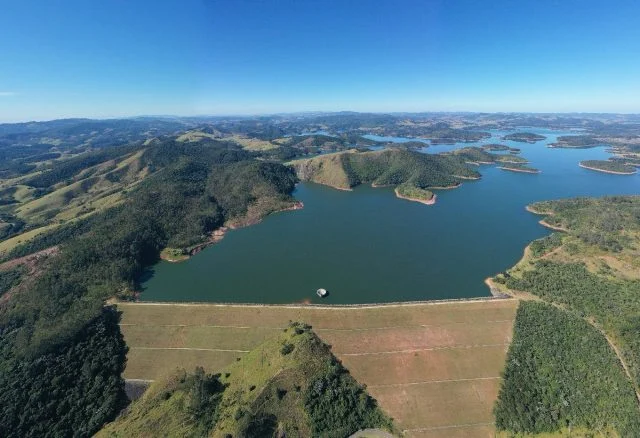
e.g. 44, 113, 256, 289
141, 130, 640, 304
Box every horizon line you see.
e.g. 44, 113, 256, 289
3, 109, 640, 124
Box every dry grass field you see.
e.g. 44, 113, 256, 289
117, 299, 518, 437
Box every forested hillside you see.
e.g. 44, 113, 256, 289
492, 196, 640, 436
0, 307, 128, 438
495, 301, 640, 436
0, 136, 299, 436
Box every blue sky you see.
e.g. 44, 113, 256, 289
1, 0, 640, 121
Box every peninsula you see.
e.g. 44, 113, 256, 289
495, 155, 528, 164
290, 148, 480, 204
579, 160, 638, 175
394, 184, 436, 205
499, 162, 541, 174
549, 135, 602, 148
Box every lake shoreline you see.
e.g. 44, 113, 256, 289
525, 205, 552, 215
160, 201, 305, 263
499, 166, 540, 174
524, 205, 569, 232
484, 277, 514, 298
120, 295, 514, 308
538, 220, 569, 232
465, 160, 494, 166
329, 185, 354, 191
428, 183, 462, 190
453, 174, 481, 180
578, 163, 637, 175
394, 188, 436, 205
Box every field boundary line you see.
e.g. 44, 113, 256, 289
120, 323, 283, 329
119, 320, 515, 331
369, 376, 501, 388
320, 320, 514, 331
129, 347, 249, 352
337, 343, 509, 356
403, 422, 494, 432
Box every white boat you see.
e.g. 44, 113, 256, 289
316, 288, 328, 298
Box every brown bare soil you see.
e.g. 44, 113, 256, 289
117, 299, 517, 435
0, 246, 59, 272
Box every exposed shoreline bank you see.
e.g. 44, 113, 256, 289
428, 183, 462, 190
538, 220, 568, 232
498, 166, 540, 174
524, 205, 569, 232
465, 160, 494, 166
393, 188, 436, 205
484, 277, 514, 298
453, 174, 481, 180
578, 163, 637, 175
329, 185, 353, 191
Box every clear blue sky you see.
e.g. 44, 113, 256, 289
1, 0, 640, 121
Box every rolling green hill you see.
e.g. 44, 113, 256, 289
98, 322, 393, 438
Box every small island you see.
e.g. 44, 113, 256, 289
579, 160, 637, 175
502, 132, 547, 143
499, 162, 541, 174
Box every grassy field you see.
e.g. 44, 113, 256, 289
15, 150, 146, 224
0, 223, 60, 254
117, 299, 518, 436
228, 134, 279, 151
290, 150, 354, 190
0, 150, 149, 256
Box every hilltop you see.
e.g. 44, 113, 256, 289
98, 322, 393, 438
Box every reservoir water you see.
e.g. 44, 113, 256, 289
141, 130, 640, 304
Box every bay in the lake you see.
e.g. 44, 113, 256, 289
141, 130, 640, 304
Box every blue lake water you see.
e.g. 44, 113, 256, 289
141, 129, 640, 304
